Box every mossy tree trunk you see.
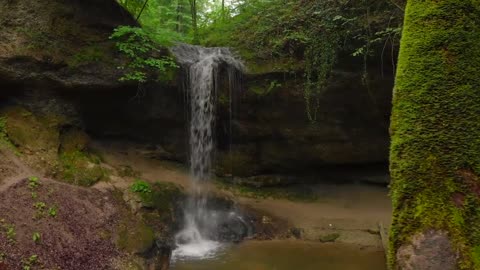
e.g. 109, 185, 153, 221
389, 1, 480, 269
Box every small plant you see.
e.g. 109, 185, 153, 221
28, 177, 40, 190
0, 252, 5, 262
32, 232, 41, 243
31, 192, 37, 199
5, 224, 16, 242
33, 202, 46, 210
131, 179, 152, 194
22, 254, 38, 270
48, 207, 58, 217
33, 202, 47, 219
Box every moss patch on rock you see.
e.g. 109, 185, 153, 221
1, 106, 60, 152
0, 105, 110, 186
59, 150, 108, 187
0, 106, 63, 172
117, 221, 156, 254
60, 129, 89, 153
389, 1, 480, 269
132, 181, 183, 214
0, 117, 16, 151
216, 179, 318, 202
318, 233, 340, 243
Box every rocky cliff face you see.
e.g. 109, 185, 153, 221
0, 0, 136, 90
214, 66, 392, 180
0, 0, 393, 183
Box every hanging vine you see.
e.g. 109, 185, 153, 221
304, 32, 339, 123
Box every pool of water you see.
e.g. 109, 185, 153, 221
171, 240, 386, 270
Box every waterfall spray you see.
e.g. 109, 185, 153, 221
171, 44, 244, 260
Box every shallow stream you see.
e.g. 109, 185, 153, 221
171, 240, 386, 270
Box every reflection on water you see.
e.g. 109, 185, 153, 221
171, 240, 386, 270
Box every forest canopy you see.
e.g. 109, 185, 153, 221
117, 0, 404, 64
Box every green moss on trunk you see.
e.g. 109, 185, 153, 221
389, 1, 480, 269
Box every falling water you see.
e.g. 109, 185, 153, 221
171, 44, 244, 260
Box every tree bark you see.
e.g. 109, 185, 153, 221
189, 0, 198, 44
389, 1, 480, 269
176, 0, 183, 33
136, 0, 149, 21
222, 0, 225, 17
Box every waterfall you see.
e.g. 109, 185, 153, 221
171, 44, 244, 260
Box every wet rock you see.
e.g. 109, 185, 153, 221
318, 233, 341, 243
123, 190, 144, 215
396, 230, 457, 270
1, 106, 60, 152
290, 227, 304, 239
217, 214, 250, 243
58, 150, 107, 186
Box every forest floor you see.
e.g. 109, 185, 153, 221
0, 147, 125, 270
94, 140, 391, 250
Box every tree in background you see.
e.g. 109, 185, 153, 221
389, 0, 480, 269
118, 0, 192, 40
189, 0, 199, 43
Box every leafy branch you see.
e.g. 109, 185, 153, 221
110, 26, 178, 83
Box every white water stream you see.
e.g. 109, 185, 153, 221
171, 44, 244, 260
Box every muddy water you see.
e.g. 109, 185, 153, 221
171, 240, 387, 270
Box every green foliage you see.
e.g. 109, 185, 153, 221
6, 225, 15, 242
48, 207, 58, 218
198, 0, 403, 122
473, 245, 480, 269
0, 117, 7, 140
22, 255, 38, 270
0, 219, 16, 243
304, 33, 338, 123
137, 182, 183, 211
0, 117, 15, 150
130, 179, 152, 194
33, 202, 47, 219
28, 176, 40, 190
33, 202, 46, 211
32, 232, 41, 243
110, 26, 178, 83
